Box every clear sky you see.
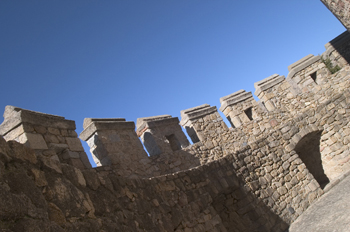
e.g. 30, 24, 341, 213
0, 1, 346, 165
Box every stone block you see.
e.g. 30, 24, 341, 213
62, 150, 80, 159
18, 133, 48, 150
66, 137, 84, 152
265, 100, 276, 111
2, 124, 25, 141
254, 74, 285, 97
49, 143, 69, 153
39, 149, 54, 157
34, 125, 47, 134
48, 127, 61, 136
282, 161, 290, 170
68, 158, 86, 170
308, 180, 319, 191
44, 134, 59, 144
80, 152, 92, 168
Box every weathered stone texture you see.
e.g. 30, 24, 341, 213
1, 3, 350, 230
0, 106, 91, 170
0, 136, 292, 231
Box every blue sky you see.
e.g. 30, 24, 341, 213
0, 1, 345, 165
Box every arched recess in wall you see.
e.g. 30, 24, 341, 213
293, 130, 329, 189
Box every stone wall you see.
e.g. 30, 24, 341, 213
1, 12, 350, 232
0, 133, 315, 231
0, 106, 91, 170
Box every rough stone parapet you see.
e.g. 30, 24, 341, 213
80, 118, 133, 141
136, 115, 172, 130
286, 54, 329, 95
219, 89, 252, 111
180, 104, 217, 125
0, 106, 75, 137
287, 55, 321, 80
254, 74, 285, 97
81, 117, 201, 178
80, 118, 148, 169
136, 115, 190, 156
0, 8, 350, 230
219, 90, 260, 128
254, 74, 299, 112
0, 105, 91, 170
180, 104, 228, 146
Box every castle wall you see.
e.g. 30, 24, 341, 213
0, 106, 91, 170
0, 16, 350, 232
286, 55, 329, 95
220, 90, 263, 128
80, 117, 203, 178
136, 115, 190, 156
0, 135, 314, 232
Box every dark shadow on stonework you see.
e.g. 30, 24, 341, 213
184, 126, 200, 143
212, 182, 289, 232
329, 31, 350, 65
294, 130, 329, 189
245, 107, 253, 121
165, 134, 181, 151
226, 115, 235, 128
310, 72, 317, 83
143, 132, 162, 156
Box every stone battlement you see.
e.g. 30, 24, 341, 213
1, 31, 350, 179
0, 2, 350, 230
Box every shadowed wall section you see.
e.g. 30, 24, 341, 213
294, 130, 330, 189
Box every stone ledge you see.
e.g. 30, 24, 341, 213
219, 90, 253, 112
219, 89, 246, 103
79, 119, 135, 141
287, 55, 321, 80
180, 104, 217, 126
83, 118, 125, 129
288, 54, 314, 71
136, 116, 180, 133
0, 105, 76, 136
254, 74, 285, 96
136, 115, 171, 129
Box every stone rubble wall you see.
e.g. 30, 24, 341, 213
0, 133, 308, 232
286, 56, 329, 95
136, 115, 190, 156
0, 106, 91, 170
1, 26, 350, 232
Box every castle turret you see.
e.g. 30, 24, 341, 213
136, 115, 190, 156
80, 118, 148, 167
0, 105, 91, 169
